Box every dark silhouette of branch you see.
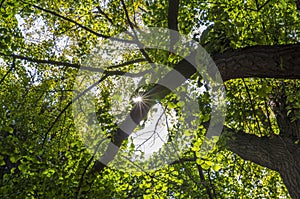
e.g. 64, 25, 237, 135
21, 1, 134, 44
75, 137, 108, 198
222, 126, 300, 198
42, 75, 108, 147
0, 0, 5, 9
242, 79, 262, 136
170, 157, 196, 165
0, 57, 14, 85
194, 151, 214, 199
90, 43, 300, 175
106, 58, 146, 69
95, 6, 114, 25
296, 0, 300, 14
0, 52, 148, 77
167, 0, 179, 51
120, 0, 156, 69
257, 0, 271, 11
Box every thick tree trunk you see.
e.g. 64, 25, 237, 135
91, 44, 300, 173
165, 44, 300, 82
224, 127, 300, 199
213, 44, 300, 81
88, 44, 300, 197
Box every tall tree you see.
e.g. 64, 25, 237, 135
0, 0, 299, 198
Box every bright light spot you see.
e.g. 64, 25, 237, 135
132, 96, 143, 103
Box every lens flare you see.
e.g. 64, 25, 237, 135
132, 96, 143, 103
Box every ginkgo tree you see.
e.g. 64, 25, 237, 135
0, 0, 300, 198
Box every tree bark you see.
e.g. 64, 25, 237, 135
214, 44, 300, 81
224, 127, 300, 199
87, 43, 300, 198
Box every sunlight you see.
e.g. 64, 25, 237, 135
132, 96, 143, 103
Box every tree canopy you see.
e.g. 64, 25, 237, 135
0, 0, 300, 198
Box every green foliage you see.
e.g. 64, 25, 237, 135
0, 0, 299, 198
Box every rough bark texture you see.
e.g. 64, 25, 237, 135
214, 44, 300, 81
224, 127, 300, 199
90, 43, 300, 198
157, 44, 300, 83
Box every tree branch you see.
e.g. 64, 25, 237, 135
0, 0, 5, 9
257, 0, 272, 11
222, 126, 300, 198
22, 1, 134, 44
167, 0, 180, 51
296, 0, 300, 14
120, 0, 155, 69
194, 151, 214, 199
95, 6, 115, 25
42, 75, 108, 147
90, 43, 300, 174
222, 126, 300, 171
0, 57, 14, 85
214, 44, 300, 81
106, 58, 146, 69
0, 53, 148, 77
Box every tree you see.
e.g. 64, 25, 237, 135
0, 0, 299, 198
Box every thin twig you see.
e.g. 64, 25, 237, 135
120, 0, 156, 69
95, 6, 114, 25
0, 57, 14, 85
257, 0, 272, 11
242, 79, 263, 136
21, 0, 134, 44
75, 137, 108, 198
42, 74, 108, 147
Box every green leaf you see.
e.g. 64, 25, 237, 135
3, 127, 14, 134
212, 164, 221, 172
0, 156, 5, 166
9, 155, 19, 163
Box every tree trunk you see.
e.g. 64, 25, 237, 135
88, 43, 300, 197
224, 127, 300, 199
213, 44, 300, 81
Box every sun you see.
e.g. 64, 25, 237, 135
132, 96, 143, 103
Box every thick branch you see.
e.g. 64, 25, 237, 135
90, 43, 300, 174
167, 0, 179, 32
223, 127, 300, 198
156, 44, 300, 82
214, 44, 300, 81
3, 44, 299, 81
153, 43, 300, 82
223, 128, 282, 171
